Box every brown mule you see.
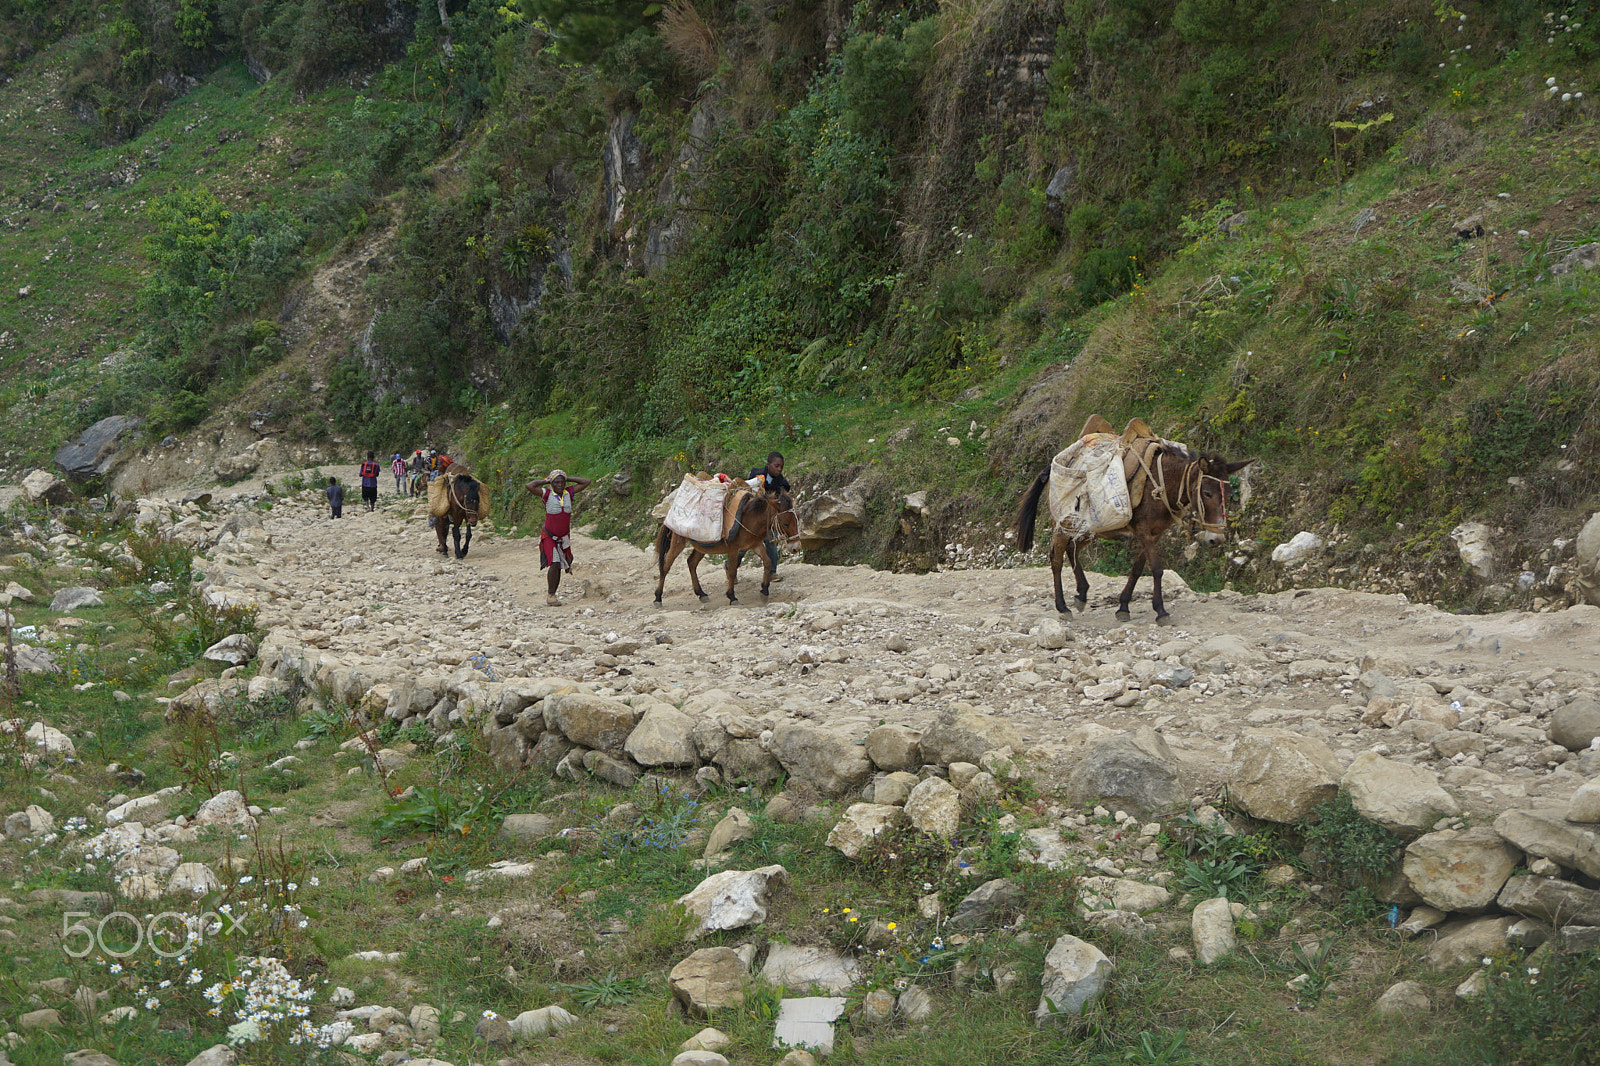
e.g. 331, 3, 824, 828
654, 489, 796, 605
1015, 428, 1254, 624
434, 474, 482, 559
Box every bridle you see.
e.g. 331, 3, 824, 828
1144, 449, 1228, 536
449, 478, 480, 522
733, 489, 797, 544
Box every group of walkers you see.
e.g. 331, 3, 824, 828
326, 448, 454, 517
325, 443, 793, 609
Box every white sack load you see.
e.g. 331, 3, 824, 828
664, 474, 737, 542
1047, 435, 1132, 538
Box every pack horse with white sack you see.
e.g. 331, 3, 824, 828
1015, 415, 1254, 624
427, 469, 489, 559
654, 472, 798, 605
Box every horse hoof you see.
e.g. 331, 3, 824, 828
1115, 610, 1131, 622
1156, 615, 1173, 627
698, 594, 710, 602
1074, 598, 1089, 608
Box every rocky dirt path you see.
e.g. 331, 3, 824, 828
194, 481, 1600, 823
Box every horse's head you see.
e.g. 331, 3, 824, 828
772, 490, 799, 541
1192, 456, 1254, 543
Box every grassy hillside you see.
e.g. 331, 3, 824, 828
0, 0, 1597, 603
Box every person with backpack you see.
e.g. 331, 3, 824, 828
359, 451, 382, 511
390, 453, 407, 495
325, 476, 344, 519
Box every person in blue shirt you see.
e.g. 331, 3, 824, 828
325, 476, 344, 519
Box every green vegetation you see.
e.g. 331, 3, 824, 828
1, 0, 1597, 599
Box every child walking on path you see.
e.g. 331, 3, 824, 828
326, 477, 344, 518
390, 453, 407, 494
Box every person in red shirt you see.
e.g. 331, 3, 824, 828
524, 469, 591, 606
358, 452, 382, 512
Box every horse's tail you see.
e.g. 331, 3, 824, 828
654, 522, 673, 566
1015, 466, 1050, 553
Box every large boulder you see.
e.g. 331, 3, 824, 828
796, 489, 866, 548
1496, 874, 1600, 926
769, 723, 873, 796
1494, 808, 1600, 879
50, 587, 105, 612
761, 943, 862, 994
1402, 827, 1520, 914
712, 738, 783, 787
1036, 935, 1113, 1025
21, 468, 73, 504
947, 878, 1023, 932
1549, 698, 1600, 752
1423, 915, 1518, 969
677, 866, 789, 939
543, 692, 641, 754
825, 803, 904, 859
669, 947, 748, 1016
1192, 897, 1237, 965
1341, 752, 1460, 837
1227, 730, 1342, 823
919, 707, 1024, 767
903, 777, 961, 839
54, 415, 144, 479
625, 706, 699, 767
1065, 727, 1185, 816
864, 724, 921, 772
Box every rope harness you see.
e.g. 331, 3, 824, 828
449, 478, 480, 521
1137, 446, 1228, 536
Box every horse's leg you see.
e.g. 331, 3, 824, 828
1148, 537, 1170, 624
453, 521, 464, 559
1116, 544, 1150, 622
1070, 536, 1090, 606
687, 550, 710, 601
1050, 530, 1069, 614
460, 523, 472, 559
435, 515, 448, 554
655, 535, 685, 604
725, 549, 739, 604
759, 532, 773, 599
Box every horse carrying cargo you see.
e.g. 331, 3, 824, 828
653, 473, 797, 605
1016, 415, 1255, 625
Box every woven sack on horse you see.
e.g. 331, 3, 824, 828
664, 473, 739, 542
1047, 434, 1133, 538
426, 475, 452, 518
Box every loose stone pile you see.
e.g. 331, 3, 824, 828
5, 477, 1600, 1061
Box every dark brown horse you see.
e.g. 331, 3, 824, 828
434, 473, 482, 559
654, 489, 797, 605
1015, 437, 1254, 624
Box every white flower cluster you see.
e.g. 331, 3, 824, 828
1544, 9, 1585, 44
205, 955, 347, 1048
1544, 75, 1584, 103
